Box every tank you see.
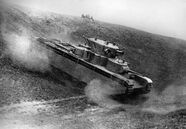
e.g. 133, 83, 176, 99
37, 37, 153, 95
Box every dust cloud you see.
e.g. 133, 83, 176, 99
85, 78, 186, 114
142, 83, 186, 114
85, 79, 123, 109
2, 27, 50, 72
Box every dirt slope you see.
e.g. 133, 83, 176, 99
0, 3, 186, 129
0, 2, 186, 101
2, 4, 186, 91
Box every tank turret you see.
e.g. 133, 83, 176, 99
83, 37, 124, 58
82, 37, 129, 73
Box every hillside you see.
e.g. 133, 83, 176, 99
1, 4, 186, 92
0, 3, 186, 129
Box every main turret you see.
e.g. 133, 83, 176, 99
84, 37, 124, 58
79, 37, 129, 73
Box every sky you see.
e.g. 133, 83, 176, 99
4, 0, 186, 40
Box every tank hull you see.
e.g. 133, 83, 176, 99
37, 38, 153, 95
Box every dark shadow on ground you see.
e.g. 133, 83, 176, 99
110, 94, 149, 105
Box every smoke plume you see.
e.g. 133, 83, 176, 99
2, 27, 50, 72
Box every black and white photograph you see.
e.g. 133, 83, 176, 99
0, 0, 186, 129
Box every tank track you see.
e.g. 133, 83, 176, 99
126, 84, 134, 95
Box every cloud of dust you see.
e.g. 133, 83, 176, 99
85, 78, 186, 114
142, 83, 186, 114
85, 79, 123, 109
2, 27, 50, 72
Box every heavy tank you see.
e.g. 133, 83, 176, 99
37, 37, 153, 95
